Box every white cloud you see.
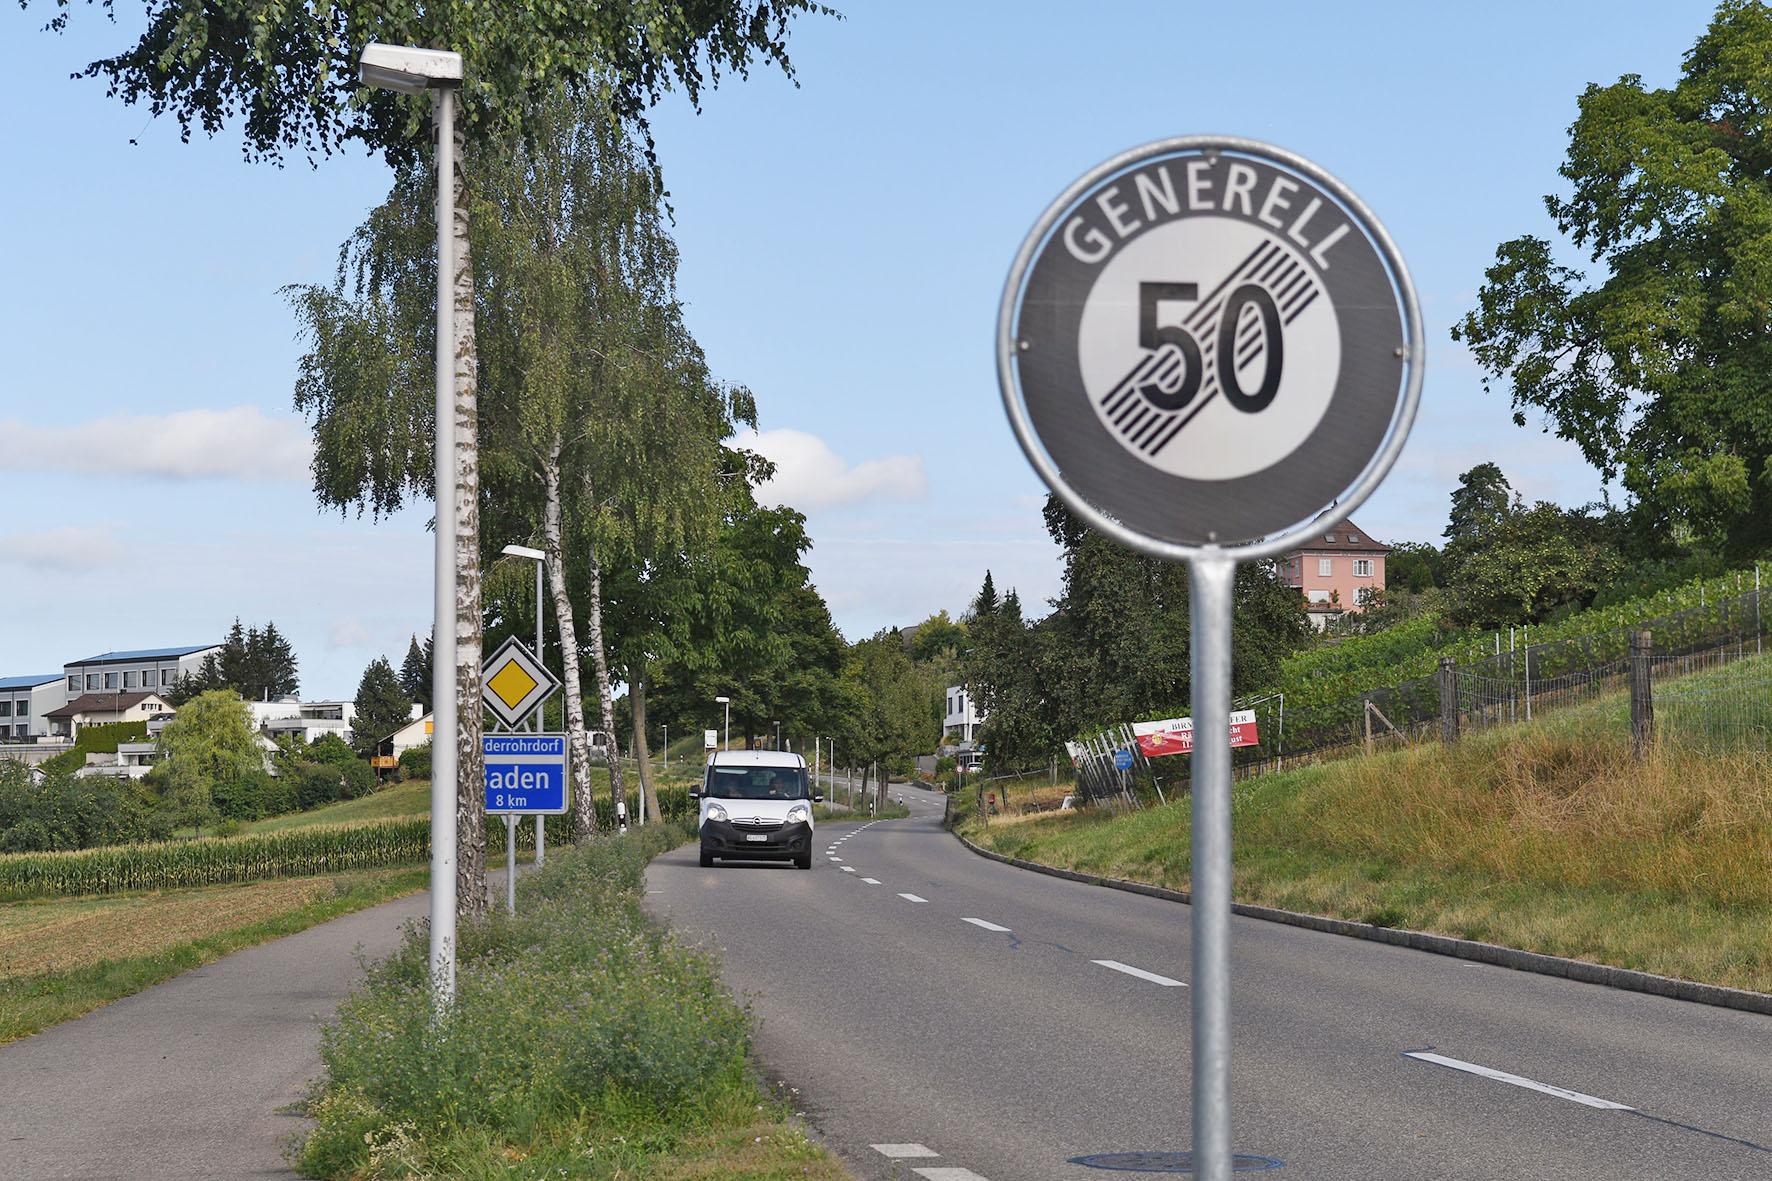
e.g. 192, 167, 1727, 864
0, 406, 312, 482
326, 617, 374, 651
0, 526, 121, 573
735, 428, 927, 511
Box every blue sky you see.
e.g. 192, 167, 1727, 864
0, 2, 1718, 697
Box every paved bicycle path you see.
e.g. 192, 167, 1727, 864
0, 878, 476, 1180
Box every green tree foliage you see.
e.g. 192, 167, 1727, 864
909, 609, 968, 664
0, 762, 169, 853
34, 1, 834, 169
169, 619, 299, 705
1385, 541, 1446, 592
844, 630, 938, 794
399, 633, 432, 711
1443, 463, 1517, 546
352, 658, 413, 757
1445, 501, 1625, 627
154, 691, 264, 835
968, 496, 1311, 762
1454, 2, 1772, 554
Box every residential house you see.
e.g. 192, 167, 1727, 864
248, 698, 358, 746
943, 684, 985, 745
1276, 520, 1390, 629
45, 691, 174, 738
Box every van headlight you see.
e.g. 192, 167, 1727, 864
706, 802, 729, 823
786, 804, 811, 825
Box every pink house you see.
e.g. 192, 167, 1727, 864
1276, 519, 1388, 628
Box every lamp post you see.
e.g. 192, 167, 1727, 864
773, 720, 781, 750
662, 724, 668, 770
715, 696, 730, 750
360, 40, 463, 1012
500, 543, 547, 861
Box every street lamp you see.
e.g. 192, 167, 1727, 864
715, 696, 730, 750
361, 40, 463, 1012
500, 543, 547, 856
773, 720, 781, 750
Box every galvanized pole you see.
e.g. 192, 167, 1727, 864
505, 814, 516, 913
1187, 553, 1236, 1181
1523, 624, 1532, 721
427, 83, 459, 1012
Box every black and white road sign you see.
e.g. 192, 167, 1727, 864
998, 137, 1421, 554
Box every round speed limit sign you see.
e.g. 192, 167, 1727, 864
997, 137, 1422, 556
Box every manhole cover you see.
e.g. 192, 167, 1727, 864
1069, 1151, 1284, 1173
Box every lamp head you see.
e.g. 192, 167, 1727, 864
359, 43, 463, 94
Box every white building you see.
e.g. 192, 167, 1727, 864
943, 684, 985, 745
45, 691, 175, 739
0, 674, 66, 741
61, 644, 221, 701
248, 698, 358, 746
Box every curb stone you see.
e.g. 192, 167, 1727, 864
950, 828, 1772, 1018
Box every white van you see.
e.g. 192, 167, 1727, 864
693, 750, 822, 869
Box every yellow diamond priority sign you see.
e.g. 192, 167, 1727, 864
481, 636, 560, 728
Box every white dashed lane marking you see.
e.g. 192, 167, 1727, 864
862, 877, 881, 885
914, 1169, 991, 1181
960, 917, 1011, 933
897, 893, 928, 903
842, 866, 857, 873
1403, 1052, 1634, 1110
1093, 960, 1187, 987
872, 1144, 938, 1158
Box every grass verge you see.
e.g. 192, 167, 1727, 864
0, 865, 427, 1045
248, 780, 433, 833
294, 824, 848, 1180
956, 713, 1772, 994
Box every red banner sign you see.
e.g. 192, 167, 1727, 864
1131, 710, 1259, 758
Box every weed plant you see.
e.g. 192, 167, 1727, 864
296, 825, 836, 1179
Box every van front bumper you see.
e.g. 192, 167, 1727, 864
700, 818, 812, 859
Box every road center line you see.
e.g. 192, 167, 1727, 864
841, 866, 856, 873
914, 1169, 991, 1181
1403, 1051, 1633, 1110
960, 917, 1011, 933
862, 877, 881, 885
872, 1143, 938, 1158
898, 893, 928, 903
1093, 959, 1187, 987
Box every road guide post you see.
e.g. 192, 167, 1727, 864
997, 136, 1421, 1179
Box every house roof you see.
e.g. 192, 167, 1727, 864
0, 674, 63, 691
1289, 519, 1389, 553
67, 644, 219, 667
46, 692, 170, 720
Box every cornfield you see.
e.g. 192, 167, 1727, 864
0, 819, 433, 901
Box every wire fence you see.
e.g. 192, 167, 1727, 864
1061, 582, 1772, 803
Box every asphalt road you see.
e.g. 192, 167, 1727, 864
647, 780, 1772, 1181
0, 874, 507, 1180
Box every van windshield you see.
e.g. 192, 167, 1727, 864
704, 764, 809, 801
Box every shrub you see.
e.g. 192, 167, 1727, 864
307, 733, 359, 768
0, 763, 166, 852
296, 763, 343, 810
297, 825, 766, 1178
261, 773, 299, 817
337, 759, 376, 801
212, 767, 275, 821
396, 743, 431, 781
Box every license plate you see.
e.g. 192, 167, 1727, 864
745, 833, 769, 843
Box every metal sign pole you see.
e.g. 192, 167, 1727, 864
1188, 553, 1236, 1181
505, 813, 517, 913
534, 557, 547, 860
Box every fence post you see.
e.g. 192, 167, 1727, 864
1362, 696, 1373, 757
1438, 657, 1459, 744
1630, 629, 1654, 760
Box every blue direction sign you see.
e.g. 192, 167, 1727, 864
484, 733, 569, 815
1114, 747, 1134, 770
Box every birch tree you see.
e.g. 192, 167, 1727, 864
36, 0, 831, 911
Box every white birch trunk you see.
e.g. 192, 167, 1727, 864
583, 545, 627, 827
450, 115, 487, 917
543, 438, 599, 838
631, 673, 663, 824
